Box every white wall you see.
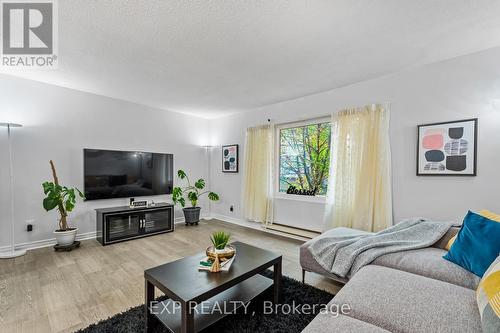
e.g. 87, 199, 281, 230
2, 47, 500, 246
0, 75, 210, 248
209, 47, 500, 231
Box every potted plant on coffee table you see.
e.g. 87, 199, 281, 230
210, 231, 232, 254
172, 169, 219, 225
42, 160, 85, 246
206, 231, 234, 272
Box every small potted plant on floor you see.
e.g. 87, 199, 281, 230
172, 170, 219, 225
42, 160, 85, 246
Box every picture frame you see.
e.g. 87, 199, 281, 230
417, 118, 477, 176
222, 144, 239, 173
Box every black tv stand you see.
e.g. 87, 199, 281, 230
96, 203, 174, 245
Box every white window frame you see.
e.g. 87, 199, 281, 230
274, 117, 331, 204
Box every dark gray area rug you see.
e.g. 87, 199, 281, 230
76, 271, 334, 333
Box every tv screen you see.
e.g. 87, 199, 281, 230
84, 149, 173, 200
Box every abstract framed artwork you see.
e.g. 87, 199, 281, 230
417, 118, 477, 176
222, 144, 239, 173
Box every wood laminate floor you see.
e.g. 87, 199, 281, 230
0, 220, 343, 333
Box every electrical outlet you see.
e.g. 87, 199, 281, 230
26, 219, 34, 232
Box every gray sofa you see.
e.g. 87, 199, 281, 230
300, 226, 483, 332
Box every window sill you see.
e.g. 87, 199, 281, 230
274, 193, 326, 204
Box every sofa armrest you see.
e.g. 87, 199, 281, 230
432, 225, 461, 249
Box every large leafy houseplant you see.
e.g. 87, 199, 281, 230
172, 170, 219, 224
42, 160, 84, 246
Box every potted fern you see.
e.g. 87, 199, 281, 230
172, 170, 219, 225
42, 160, 85, 246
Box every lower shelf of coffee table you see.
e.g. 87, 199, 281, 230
151, 274, 273, 333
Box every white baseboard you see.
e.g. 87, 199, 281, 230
0, 213, 302, 253
210, 213, 261, 230
175, 213, 210, 224
0, 217, 199, 251
0, 231, 97, 253
210, 213, 310, 242
0, 214, 210, 252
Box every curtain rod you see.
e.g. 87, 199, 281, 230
266, 114, 331, 127
265, 102, 390, 127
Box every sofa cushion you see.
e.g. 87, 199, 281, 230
302, 314, 390, 333
372, 247, 480, 289
330, 265, 482, 333
300, 227, 371, 283
444, 210, 500, 277
433, 225, 460, 250
480, 209, 500, 222
477, 256, 500, 333
445, 210, 500, 250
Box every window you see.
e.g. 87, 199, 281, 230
278, 120, 331, 196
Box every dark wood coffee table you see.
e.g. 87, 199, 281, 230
144, 241, 282, 333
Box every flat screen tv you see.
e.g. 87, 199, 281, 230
84, 149, 173, 200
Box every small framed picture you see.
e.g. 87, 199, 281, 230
222, 144, 238, 173
417, 118, 477, 176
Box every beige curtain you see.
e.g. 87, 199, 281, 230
242, 124, 275, 225
324, 104, 392, 232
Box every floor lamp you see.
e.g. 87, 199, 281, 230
203, 145, 215, 220
0, 122, 27, 259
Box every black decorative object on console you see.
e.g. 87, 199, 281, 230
131, 200, 148, 208
286, 185, 318, 196
96, 203, 174, 245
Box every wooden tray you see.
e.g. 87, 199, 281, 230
206, 244, 236, 260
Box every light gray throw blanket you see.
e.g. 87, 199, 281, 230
310, 218, 455, 278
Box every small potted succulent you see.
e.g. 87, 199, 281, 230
206, 231, 234, 267
42, 160, 85, 246
206, 231, 232, 272
210, 231, 231, 254
172, 170, 219, 225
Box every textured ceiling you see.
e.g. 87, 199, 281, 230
3, 0, 500, 118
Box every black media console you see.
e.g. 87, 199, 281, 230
96, 203, 174, 245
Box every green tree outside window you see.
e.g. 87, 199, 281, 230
279, 122, 331, 195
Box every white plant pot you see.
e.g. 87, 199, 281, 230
215, 247, 229, 254
54, 228, 78, 246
